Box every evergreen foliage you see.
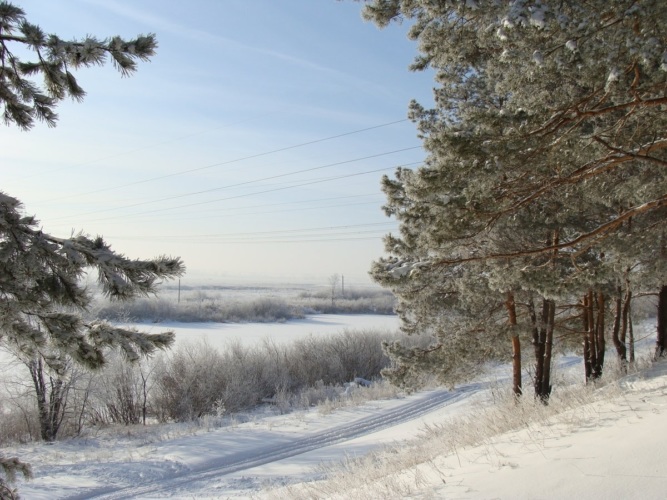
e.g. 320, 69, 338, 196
0, 0, 157, 130
0, 2, 179, 496
365, 1, 666, 390
0, 193, 183, 372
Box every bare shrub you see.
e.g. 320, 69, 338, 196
0, 397, 38, 445
296, 286, 396, 314
295, 381, 343, 410
86, 354, 157, 426
216, 341, 268, 413
151, 328, 403, 422
151, 342, 226, 422
221, 298, 300, 323
93, 285, 396, 322
283, 329, 394, 390
0, 356, 96, 443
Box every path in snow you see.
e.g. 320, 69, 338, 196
65, 384, 481, 499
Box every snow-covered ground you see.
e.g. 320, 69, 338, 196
5, 318, 666, 499
130, 313, 401, 350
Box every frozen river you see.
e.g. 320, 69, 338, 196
127, 313, 401, 351
0, 314, 400, 366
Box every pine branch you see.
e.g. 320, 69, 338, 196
437, 195, 667, 266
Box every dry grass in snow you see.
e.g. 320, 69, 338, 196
273, 355, 666, 500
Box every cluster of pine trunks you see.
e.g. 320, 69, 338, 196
505, 284, 666, 403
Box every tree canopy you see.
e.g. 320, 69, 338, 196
366, 0, 666, 390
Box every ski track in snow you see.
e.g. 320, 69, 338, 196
64, 384, 481, 499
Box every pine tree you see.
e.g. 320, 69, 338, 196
364, 1, 666, 391
0, 3, 181, 497
0, 194, 183, 368
0, 1, 157, 130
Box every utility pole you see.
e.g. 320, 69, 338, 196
341, 274, 345, 298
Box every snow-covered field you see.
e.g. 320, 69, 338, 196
5, 318, 666, 499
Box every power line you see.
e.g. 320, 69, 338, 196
131, 221, 396, 240
108, 221, 396, 241
189, 192, 385, 216
112, 233, 392, 245
169, 235, 388, 244
8, 111, 281, 183
193, 200, 382, 221
42, 118, 411, 202
92, 162, 414, 221
51, 146, 420, 220
58, 193, 386, 226
53, 160, 423, 225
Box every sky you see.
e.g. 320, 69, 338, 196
3, 0, 435, 286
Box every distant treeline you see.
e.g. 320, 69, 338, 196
92, 287, 396, 323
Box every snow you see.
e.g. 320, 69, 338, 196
530, 7, 546, 29
607, 68, 621, 85
127, 314, 401, 350
10, 385, 483, 499
422, 364, 667, 500
5, 317, 667, 499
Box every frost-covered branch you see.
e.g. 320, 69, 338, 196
0, 1, 157, 129
435, 195, 667, 267
0, 456, 32, 500
0, 192, 184, 370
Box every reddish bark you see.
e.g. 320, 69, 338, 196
530, 298, 554, 402
611, 286, 627, 368
505, 291, 522, 397
582, 290, 607, 382
541, 299, 555, 401
655, 285, 667, 358
595, 291, 605, 377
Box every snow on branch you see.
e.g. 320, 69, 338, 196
436, 195, 667, 267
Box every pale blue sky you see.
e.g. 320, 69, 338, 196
3, 0, 433, 286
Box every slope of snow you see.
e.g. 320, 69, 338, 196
285, 360, 667, 500
10, 384, 485, 499
421, 362, 667, 500
439, 374, 667, 499
5, 318, 666, 499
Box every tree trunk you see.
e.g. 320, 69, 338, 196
655, 285, 667, 358
505, 292, 522, 397
530, 300, 547, 397
594, 291, 605, 378
529, 299, 543, 395
582, 293, 593, 381
530, 298, 554, 403
628, 310, 635, 363
28, 357, 69, 442
617, 285, 635, 364
29, 358, 50, 442
582, 290, 605, 382
541, 299, 555, 401
611, 285, 627, 367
